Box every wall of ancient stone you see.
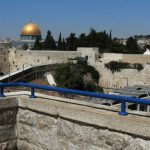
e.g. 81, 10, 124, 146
0, 97, 18, 150
100, 53, 123, 62
91, 52, 150, 91
8, 49, 80, 72
17, 108, 150, 150
94, 63, 150, 91
122, 54, 150, 63
77, 47, 99, 64
0, 49, 9, 74
100, 53, 150, 63
7, 47, 98, 72
1, 47, 150, 90
1, 95, 150, 150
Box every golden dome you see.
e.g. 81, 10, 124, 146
21, 22, 41, 36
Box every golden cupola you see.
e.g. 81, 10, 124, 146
20, 22, 41, 40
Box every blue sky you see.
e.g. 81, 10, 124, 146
0, 0, 150, 39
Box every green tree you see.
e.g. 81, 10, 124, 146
87, 28, 97, 47
54, 63, 101, 92
66, 33, 77, 50
126, 37, 139, 54
50, 36, 56, 50
111, 38, 125, 53
85, 28, 112, 52
62, 38, 66, 50
33, 38, 42, 50
57, 32, 63, 50
109, 30, 112, 40
77, 33, 88, 47
54, 64, 84, 90
43, 30, 56, 50
44, 30, 51, 49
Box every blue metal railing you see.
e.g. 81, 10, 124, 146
0, 82, 150, 116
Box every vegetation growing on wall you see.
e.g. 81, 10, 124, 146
53, 63, 103, 92
105, 61, 144, 73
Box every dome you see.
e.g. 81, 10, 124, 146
21, 22, 41, 36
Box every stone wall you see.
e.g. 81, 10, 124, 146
77, 47, 99, 65
0, 43, 12, 49
100, 53, 123, 62
1, 47, 150, 90
7, 47, 99, 72
17, 109, 150, 150
94, 62, 150, 91
1, 95, 150, 150
8, 48, 99, 72
76, 49, 150, 90
88, 52, 150, 90
0, 97, 18, 149
122, 54, 150, 63
0, 49, 9, 74
8, 49, 80, 72
100, 53, 150, 64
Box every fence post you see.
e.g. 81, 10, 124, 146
0, 87, 5, 97
118, 101, 128, 116
30, 88, 36, 98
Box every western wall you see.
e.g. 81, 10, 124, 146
0, 49, 9, 74
0, 47, 150, 90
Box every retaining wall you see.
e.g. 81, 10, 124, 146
0, 94, 150, 149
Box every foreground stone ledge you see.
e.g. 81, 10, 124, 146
0, 94, 150, 149
16, 95, 150, 139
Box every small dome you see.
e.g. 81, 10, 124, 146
21, 22, 41, 36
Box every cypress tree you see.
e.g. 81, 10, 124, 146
66, 33, 77, 50
43, 30, 56, 50
33, 38, 42, 50
109, 30, 112, 40
57, 32, 63, 50
50, 36, 56, 50
62, 38, 66, 50
44, 30, 51, 49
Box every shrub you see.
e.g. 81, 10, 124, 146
133, 63, 143, 71
105, 61, 143, 73
54, 63, 102, 92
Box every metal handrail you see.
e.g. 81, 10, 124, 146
0, 82, 150, 116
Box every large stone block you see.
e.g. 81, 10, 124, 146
0, 96, 150, 149
0, 140, 17, 150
